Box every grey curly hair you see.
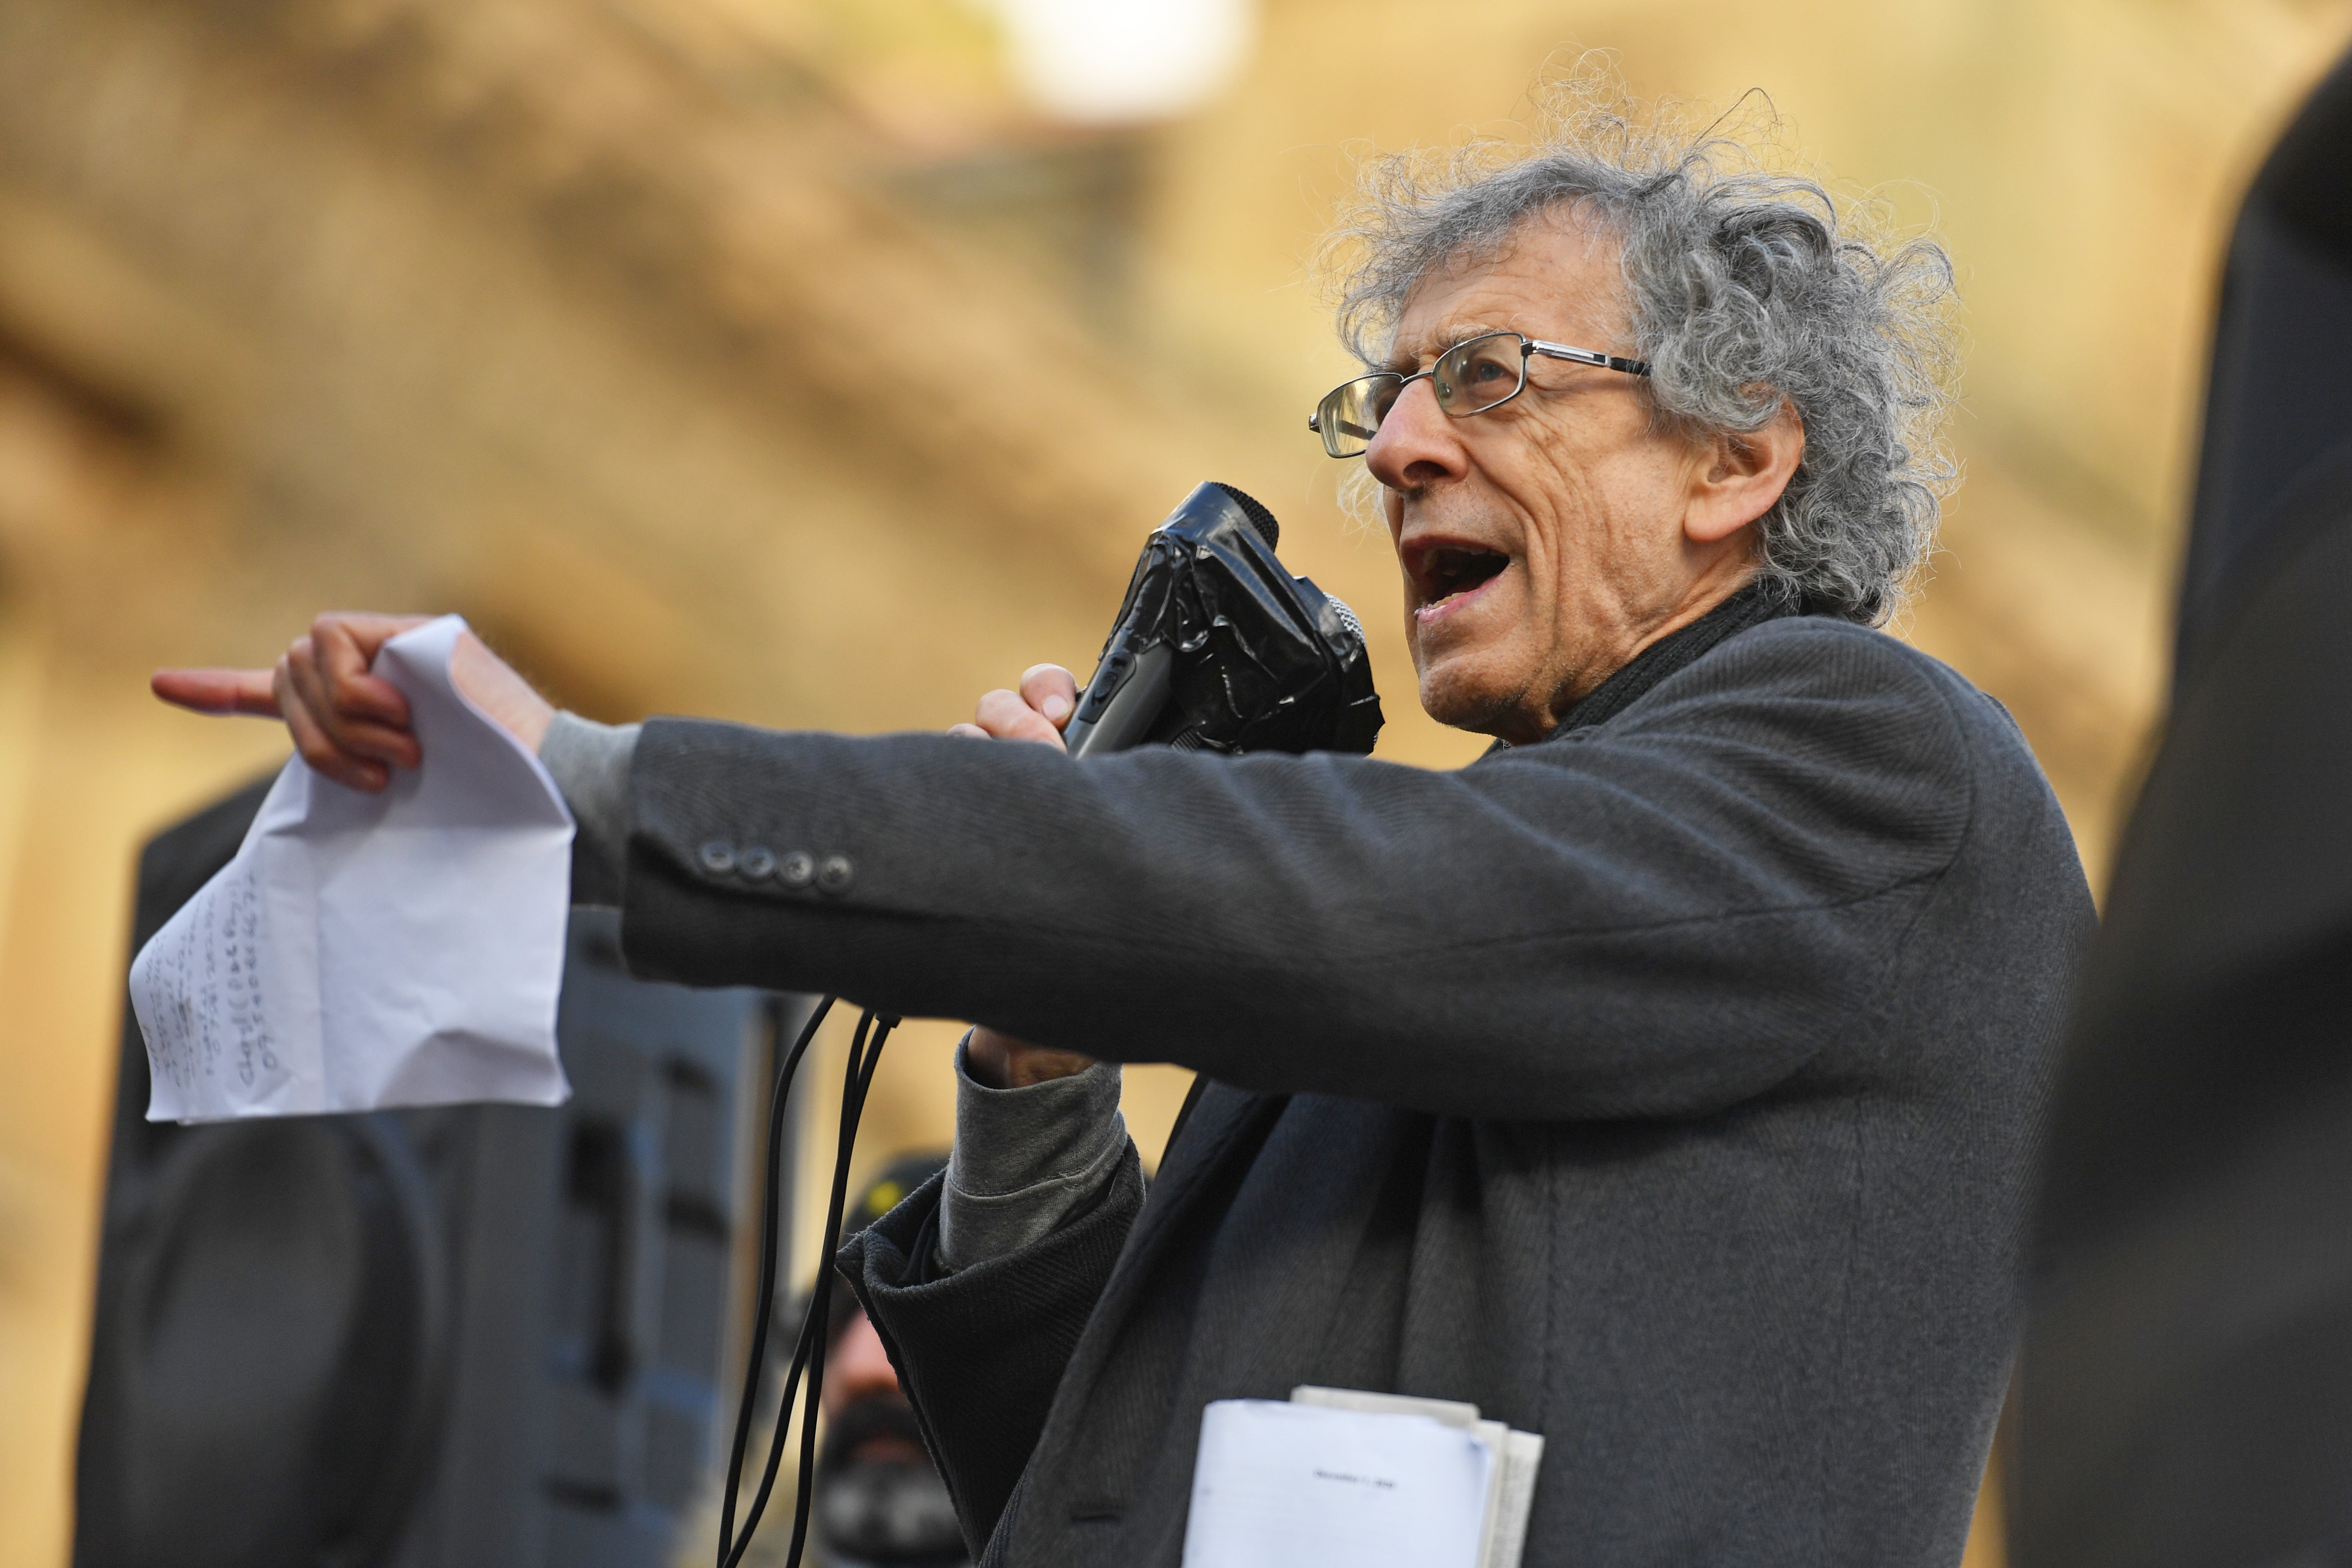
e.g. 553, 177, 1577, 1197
1325, 86, 1960, 624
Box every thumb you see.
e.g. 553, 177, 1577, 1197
1019, 663, 1081, 731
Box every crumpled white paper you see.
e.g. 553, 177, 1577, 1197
129, 615, 576, 1122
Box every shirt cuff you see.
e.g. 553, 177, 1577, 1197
939, 1036, 1128, 1273
539, 711, 640, 907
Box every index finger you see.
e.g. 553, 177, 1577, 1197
1019, 663, 1080, 730
152, 668, 281, 718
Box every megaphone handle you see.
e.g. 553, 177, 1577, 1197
1064, 638, 1174, 758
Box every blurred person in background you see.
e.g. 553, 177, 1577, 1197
156, 84, 2091, 1568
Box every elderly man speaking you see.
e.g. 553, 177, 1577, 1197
158, 97, 2091, 1567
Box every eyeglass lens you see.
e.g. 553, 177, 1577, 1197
1314, 333, 1529, 458
1318, 378, 1391, 455
1436, 334, 1527, 415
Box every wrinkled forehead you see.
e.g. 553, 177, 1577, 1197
1381, 205, 1632, 371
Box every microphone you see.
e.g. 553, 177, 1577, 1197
1063, 482, 1383, 760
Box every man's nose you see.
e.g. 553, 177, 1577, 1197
1364, 376, 1470, 493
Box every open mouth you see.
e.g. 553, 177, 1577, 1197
1417, 545, 1510, 615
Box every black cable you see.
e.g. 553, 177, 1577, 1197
732, 1252, 826, 1565
717, 995, 836, 1567
718, 1003, 897, 1568
728, 1008, 875, 1566
724, 1006, 865, 1568
784, 1013, 896, 1568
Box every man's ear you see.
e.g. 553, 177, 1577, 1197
1686, 400, 1804, 545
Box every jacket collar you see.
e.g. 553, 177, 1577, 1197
1554, 581, 1800, 735
1479, 581, 1805, 756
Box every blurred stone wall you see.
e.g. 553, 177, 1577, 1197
0, 0, 2347, 1562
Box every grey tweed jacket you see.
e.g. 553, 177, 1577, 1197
614, 610, 2093, 1568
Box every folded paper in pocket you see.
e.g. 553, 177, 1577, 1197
1182, 1398, 1494, 1568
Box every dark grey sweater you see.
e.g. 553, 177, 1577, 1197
607, 612, 2092, 1568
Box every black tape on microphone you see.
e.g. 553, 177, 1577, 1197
720, 482, 1380, 1568
1065, 481, 1384, 758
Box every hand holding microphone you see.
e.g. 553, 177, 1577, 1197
949, 663, 1082, 751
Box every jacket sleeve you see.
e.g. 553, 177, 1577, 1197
838, 1157, 1145, 1557
618, 621, 1976, 1121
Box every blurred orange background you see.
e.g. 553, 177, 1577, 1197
3, 0, 2350, 1562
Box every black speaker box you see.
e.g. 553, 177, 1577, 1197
74, 777, 801, 1568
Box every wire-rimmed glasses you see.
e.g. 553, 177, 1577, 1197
1307, 330, 1651, 458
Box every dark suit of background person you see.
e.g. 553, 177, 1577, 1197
2010, 46, 2352, 1568
567, 578, 2094, 1567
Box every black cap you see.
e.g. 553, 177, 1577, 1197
848, 1150, 948, 1237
